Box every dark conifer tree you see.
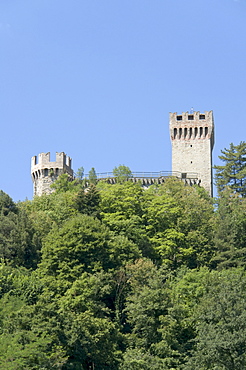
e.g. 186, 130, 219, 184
214, 141, 246, 196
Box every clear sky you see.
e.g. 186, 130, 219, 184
1, 0, 246, 201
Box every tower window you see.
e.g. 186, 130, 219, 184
174, 128, 177, 139
188, 115, 194, 120
189, 128, 192, 139
184, 127, 187, 138
195, 127, 198, 138
200, 127, 203, 137
44, 168, 48, 177
179, 128, 182, 139
199, 114, 205, 120
177, 115, 182, 121
205, 127, 208, 137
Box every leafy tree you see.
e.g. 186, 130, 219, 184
74, 185, 101, 218
142, 184, 183, 267
121, 259, 186, 369
214, 141, 246, 196
143, 179, 215, 268
210, 190, 246, 269
39, 214, 113, 281
120, 348, 169, 370
0, 265, 67, 369
50, 173, 78, 193
88, 167, 97, 185
22, 190, 79, 229
99, 181, 151, 258
113, 165, 132, 183
8, 208, 38, 268
39, 213, 140, 283
184, 268, 246, 370
0, 192, 37, 268
75, 166, 84, 181
0, 190, 18, 216
55, 272, 122, 369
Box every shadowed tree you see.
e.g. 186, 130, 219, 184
214, 141, 246, 196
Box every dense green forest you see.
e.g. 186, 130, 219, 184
1, 143, 246, 369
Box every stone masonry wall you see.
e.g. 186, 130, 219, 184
31, 152, 73, 196
169, 111, 214, 196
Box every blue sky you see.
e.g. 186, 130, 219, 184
1, 0, 246, 201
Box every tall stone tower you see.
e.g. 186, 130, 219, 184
169, 111, 214, 196
31, 152, 73, 196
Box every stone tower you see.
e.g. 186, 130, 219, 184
169, 111, 214, 196
31, 152, 73, 196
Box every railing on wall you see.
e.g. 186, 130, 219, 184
83, 171, 199, 180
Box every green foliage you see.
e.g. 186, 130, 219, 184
23, 190, 79, 229
0, 193, 37, 268
50, 173, 78, 193
0, 265, 67, 369
39, 214, 113, 280
184, 269, 246, 370
75, 166, 84, 181
73, 185, 101, 218
210, 190, 246, 269
143, 179, 215, 268
122, 259, 186, 368
39, 214, 140, 287
2, 148, 246, 368
88, 167, 97, 185
214, 141, 246, 196
120, 348, 169, 370
113, 165, 132, 183
0, 190, 18, 215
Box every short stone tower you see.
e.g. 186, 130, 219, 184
31, 152, 73, 196
169, 111, 214, 196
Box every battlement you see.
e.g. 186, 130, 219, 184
169, 111, 213, 125
31, 152, 73, 196
31, 152, 72, 169
169, 111, 214, 150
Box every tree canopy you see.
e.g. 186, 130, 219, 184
1, 152, 246, 368
214, 141, 246, 196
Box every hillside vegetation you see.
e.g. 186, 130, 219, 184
1, 144, 246, 369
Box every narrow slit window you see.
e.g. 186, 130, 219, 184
179, 128, 182, 139
189, 127, 192, 139
195, 127, 198, 138
174, 128, 177, 139
205, 127, 208, 137
200, 127, 203, 137
184, 127, 187, 138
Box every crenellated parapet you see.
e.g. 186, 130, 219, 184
31, 152, 73, 196
169, 111, 214, 149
